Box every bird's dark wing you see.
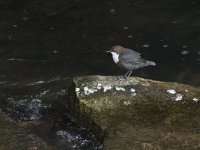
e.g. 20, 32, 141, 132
119, 49, 143, 64
126, 49, 141, 56
119, 50, 147, 70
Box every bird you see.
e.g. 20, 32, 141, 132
106, 45, 156, 80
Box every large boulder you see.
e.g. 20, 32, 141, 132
68, 75, 200, 150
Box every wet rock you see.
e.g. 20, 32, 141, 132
0, 110, 52, 150
68, 75, 200, 150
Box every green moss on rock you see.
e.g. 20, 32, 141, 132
68, 75, 200, 149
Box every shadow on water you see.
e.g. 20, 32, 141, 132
0, 0, 200, 149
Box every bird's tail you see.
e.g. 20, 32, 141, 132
145, 60, 156, 66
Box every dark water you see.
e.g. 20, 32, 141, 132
0, 0, 200, 149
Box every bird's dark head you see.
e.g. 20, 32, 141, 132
106, 45, 126, 54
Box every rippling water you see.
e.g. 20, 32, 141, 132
0, 76, 102, 149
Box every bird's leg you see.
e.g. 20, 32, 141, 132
125, 71, 130, 77
119, 71, 128, 81
126, 71, 133, 79
124, 71, 130, 80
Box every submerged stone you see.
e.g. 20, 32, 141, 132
68, 75, 200, 150
0, 111, 52, 150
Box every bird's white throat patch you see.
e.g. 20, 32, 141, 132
111, 52, 119, 63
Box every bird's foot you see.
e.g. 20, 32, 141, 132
124, 76, 129, 81
118, 76, 125, 81
118, 76, 128, 81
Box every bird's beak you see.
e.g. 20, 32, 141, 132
106, 50, 111, 53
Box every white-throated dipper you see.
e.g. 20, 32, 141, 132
106, 45, 156, 79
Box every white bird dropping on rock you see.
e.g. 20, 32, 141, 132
103, 85, 112, 92
167, 89, 176, 94
75, 88, 80, 92
193, 98, 198, 102
115, 86, 125, 91
175, 94, 183, 101
130, 88, 135, 93
97, 83, 102, 90
130, 88, 136, 96
84, 87, 95, 95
